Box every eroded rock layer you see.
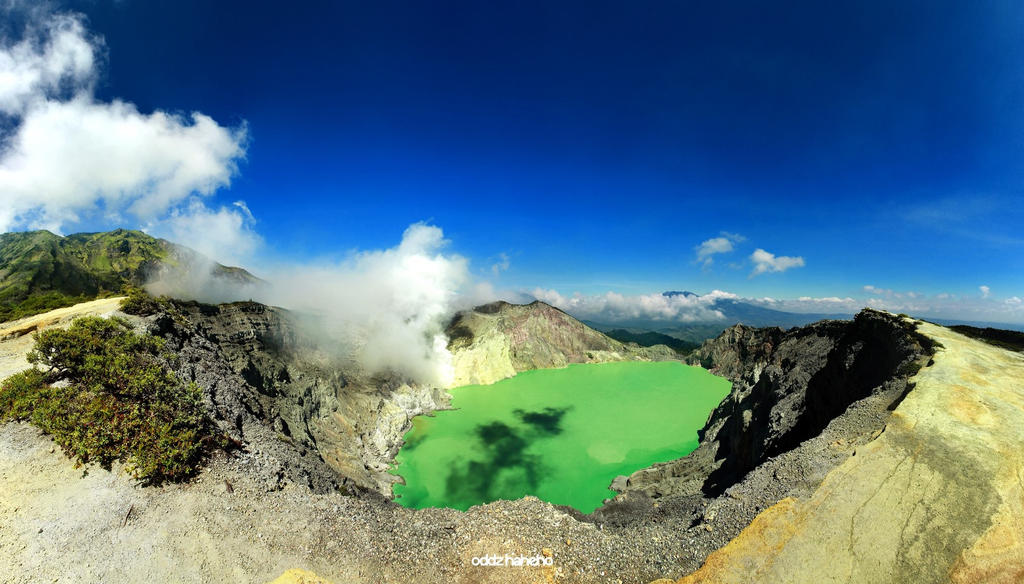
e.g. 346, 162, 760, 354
621, 309, 931, 499
668, 319, 1024, 583
447, 300, 678, 386
153, 300, 448, 495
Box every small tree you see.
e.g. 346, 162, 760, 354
1, 316, 223, 483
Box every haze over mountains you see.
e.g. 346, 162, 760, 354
580, 290, 850, 344
570, 290, 1024, 341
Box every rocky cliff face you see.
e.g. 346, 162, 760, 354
620, 309, 932, 499
149, 300, 448, 495
143, 299, 664, 496
447, 300, 678, 386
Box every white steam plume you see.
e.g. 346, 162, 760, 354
257, 223, 471, 387
0, 8, 494, 386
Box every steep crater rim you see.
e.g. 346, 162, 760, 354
609, 309, 935, 501
0, 299, 946, 582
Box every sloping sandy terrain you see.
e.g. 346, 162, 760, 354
670, 319, 1024, 583
0, 298, 125, 380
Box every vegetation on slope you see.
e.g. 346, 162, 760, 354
602, 329, 700, 354
0, 229, 168, 322
119, 286, 167, 316
0, 229, 256, 323
950, 325, 1024, 353
0, 316, 226, 483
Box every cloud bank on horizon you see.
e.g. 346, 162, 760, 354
530, 289, 735, 323
528, 286, 1024, 326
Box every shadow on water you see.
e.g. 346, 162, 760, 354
443, 407, 571, 504
515, 406, 570, 435
400, 430, 427, 452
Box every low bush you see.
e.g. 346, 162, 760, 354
0, 368, 47, 420
0, 316, 224, 484
119, 286, 163, 316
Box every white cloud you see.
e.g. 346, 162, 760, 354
750, 248, 805, 277
490, 252, 510, 276
752, 296, 862, 313
695, 232, 744, 268
862, 285, 921, 300
980, 285, 991, 299
0, 8, 247, 246
148, 199, 262, 268
0, 12, 95, 115
232, 200, 255, 222
530, 288, 734, 323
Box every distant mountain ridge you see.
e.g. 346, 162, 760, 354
584, 290, 853, 344
0, 229, 257, 322
601, 328, 700, 353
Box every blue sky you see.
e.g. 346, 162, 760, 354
2, 1, 1023, 323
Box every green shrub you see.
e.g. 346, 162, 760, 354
0, 316, 224, 484
0, 368, 48, 421
119, 286, 163, 316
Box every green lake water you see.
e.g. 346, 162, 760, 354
392, 361, 730, 513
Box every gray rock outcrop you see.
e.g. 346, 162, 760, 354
620, 309, 932, 499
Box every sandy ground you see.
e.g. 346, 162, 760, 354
0, 419, 706, 584
0, 298, 125, 380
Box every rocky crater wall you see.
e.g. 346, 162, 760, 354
149, 301, 448, 495
447, 300, 677, 386
147, 299, 673, 497
618, 308, 933, 500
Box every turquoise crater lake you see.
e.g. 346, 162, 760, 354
392, 361, 730, 513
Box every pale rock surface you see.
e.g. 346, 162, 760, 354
448, 301, 677, 387
669, 319, 1024, 583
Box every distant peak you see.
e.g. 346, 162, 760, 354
662, 290, 698, 298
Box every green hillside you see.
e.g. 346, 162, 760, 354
602, 328, 700, 354
0, 229, 254, 323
